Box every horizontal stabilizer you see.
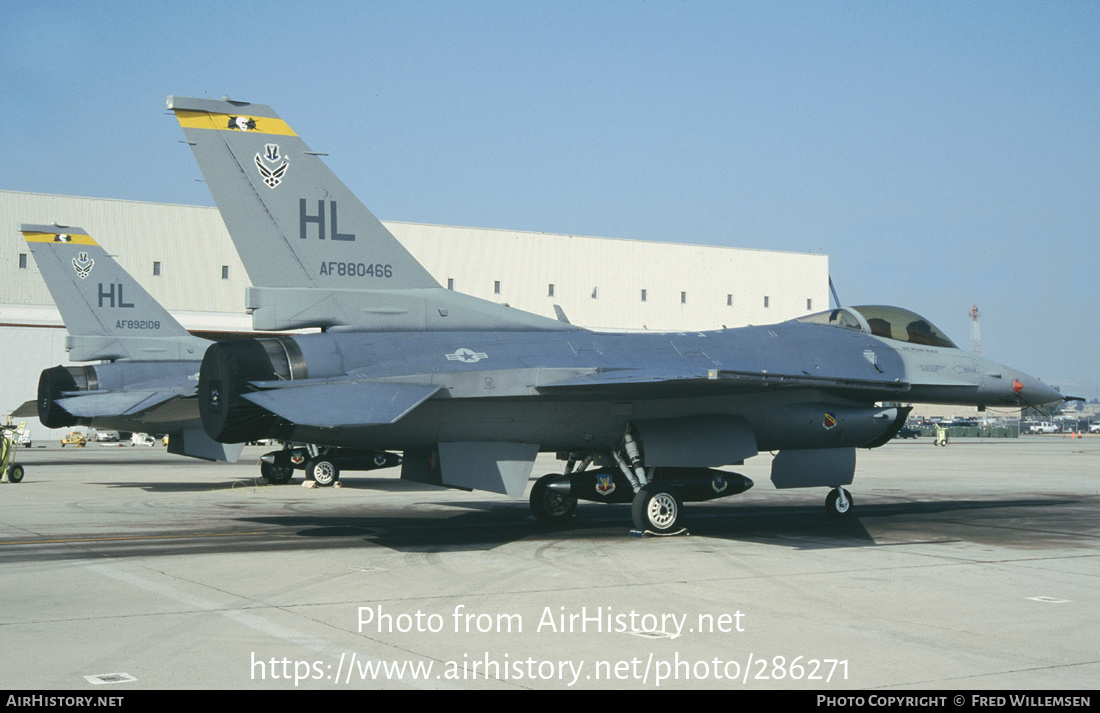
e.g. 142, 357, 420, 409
242, 381, 440, 428
11, 400, 38, 418
56, 389, 188, 418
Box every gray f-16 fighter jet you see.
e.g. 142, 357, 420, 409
20, 224, 241, 462
20, 224, 398, 481
168, 95, 1063, 532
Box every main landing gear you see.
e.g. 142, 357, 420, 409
528, 427, 864, 530
529, 427, 754, 534
631, 482, 684, 533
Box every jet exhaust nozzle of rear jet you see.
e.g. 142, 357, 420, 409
37, 365, 97, 429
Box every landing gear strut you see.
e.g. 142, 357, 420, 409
528, 427, 742, 533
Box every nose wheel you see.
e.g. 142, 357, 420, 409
825, 487, 853, 518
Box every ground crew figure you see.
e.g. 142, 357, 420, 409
934, 423, 948, 446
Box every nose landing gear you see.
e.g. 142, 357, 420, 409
825, 487, 853, 518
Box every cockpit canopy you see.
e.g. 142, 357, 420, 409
797, 305, 958, 349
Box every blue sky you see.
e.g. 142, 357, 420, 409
3, 1, 1097, 398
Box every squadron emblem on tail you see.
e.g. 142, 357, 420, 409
255, 144, 288, 189
71, 251, 93, 279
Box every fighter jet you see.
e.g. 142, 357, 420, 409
20, 225, 397, 480
21, 224, 241, 462
168, 95, 1064, 532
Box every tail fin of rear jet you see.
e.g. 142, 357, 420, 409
20, 224, 209, 361
167, 95, 568, 332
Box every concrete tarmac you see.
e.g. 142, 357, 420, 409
1, 437, 1097, 690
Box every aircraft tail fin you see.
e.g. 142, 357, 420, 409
20, 224, 209, 361
166, 95, 439, 292
167, 95, 569, 332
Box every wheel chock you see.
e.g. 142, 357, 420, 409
628, 527, 690, 538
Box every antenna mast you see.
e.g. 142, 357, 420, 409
968, 305, 982, 356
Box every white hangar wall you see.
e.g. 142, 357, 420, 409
389, 223, 827, 332
0, 190, 829, 423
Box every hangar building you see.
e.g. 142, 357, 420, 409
0, 189, 830, 433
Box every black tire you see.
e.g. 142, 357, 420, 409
529, 473, 577, 523
8, 465, 24, 483
307, 458, 339, 487
260, 461, 294, 485
631, 482, 684, 532
825, 488, 854, 518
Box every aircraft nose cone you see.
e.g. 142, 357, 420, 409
1015, 375, 1063, 406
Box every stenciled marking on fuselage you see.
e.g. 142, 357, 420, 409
318, 262, 393, 278
115, 320, 161, 330
299, 200, 355, 241
98, 283, 135, 309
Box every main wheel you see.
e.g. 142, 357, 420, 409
529, 473, 577, 523
260, 461, 294, 485
306, 457, 339, 487
825, 487, 853, 518
631, 482, 684, 532
8, 465, 24, 483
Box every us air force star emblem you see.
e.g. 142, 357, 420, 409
72, 251, 94, 279
446, 348, 488, 363
255, 143, 289, 189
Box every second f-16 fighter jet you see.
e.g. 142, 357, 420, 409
168, 95, 1063, 532
21, 224, 241, 462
